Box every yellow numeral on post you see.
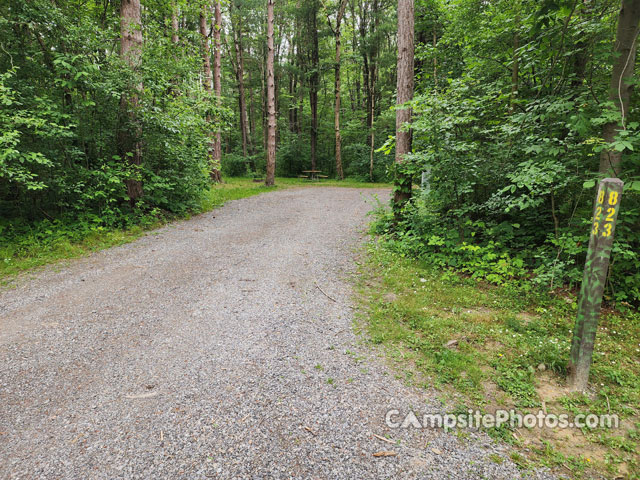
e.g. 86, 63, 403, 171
598, 190, 605, 204
602, 223, 613, 237
609, 191, 619, 206
592, 222, 599, 236
606, 208, 615, 222
595, 206, 602, 220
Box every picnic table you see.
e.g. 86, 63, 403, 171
301, 170, 328, 181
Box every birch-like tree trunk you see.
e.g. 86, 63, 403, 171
265, 0, 276, 186
199, 5, 220, 182
211, 0, 223, 182
171, 3, 179, 45
119, 0, 143, 205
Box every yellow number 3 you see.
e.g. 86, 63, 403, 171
609, 191, 619, 206
602, 223, 613, 237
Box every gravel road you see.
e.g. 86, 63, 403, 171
0, 187, 556, 479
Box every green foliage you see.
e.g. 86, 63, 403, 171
221, 153, 250, 177
358, 241, 640, 478
386, 0, 640, 305
0, 0, 230, 245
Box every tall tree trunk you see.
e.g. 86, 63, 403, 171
199, 9, 212, 93
199, 6, 219, 182
309, 0, 319, 171
350, 0, 361, 112
599, 0, 640, 176
509, 9, 519, 114
369, 74, 376, 181
329, 0, 348, 180
211, 0, 222, 182
367, 0, 379, 179
359, 1, 371, 131
171, 3, 179, 45
232, 6, 250, 158
393, 0, 414, 214
369, 0, 379, 117
119, 0, 143, 206
266, 0, 277, 186
432, 25, 437, 90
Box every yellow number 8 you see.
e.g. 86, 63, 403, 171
598, 190, 605, 204
609, 191, 619, 206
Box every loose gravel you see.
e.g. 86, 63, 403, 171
0, 187, 558, 479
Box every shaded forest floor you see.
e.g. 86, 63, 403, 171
356, 240, 640, 479
0, 177, 390, 283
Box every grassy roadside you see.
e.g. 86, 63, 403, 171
356, 239, 640, 479
0, 177, 390, 282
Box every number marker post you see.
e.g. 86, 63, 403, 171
567, 178, 623, 391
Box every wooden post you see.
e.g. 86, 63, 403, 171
567, 178, 623, 391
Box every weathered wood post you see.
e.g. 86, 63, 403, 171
567, 178, 623, 391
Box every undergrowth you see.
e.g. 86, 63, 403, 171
357, 239, 640, 479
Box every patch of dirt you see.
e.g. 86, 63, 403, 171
536, 372, 568, 403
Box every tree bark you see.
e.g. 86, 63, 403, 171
199, 9, 212, 94
393, 0, 414, 214
309, 0, 320, 171
328, 0, 348, 180
171, 3, 179, 45
119, 0, 143, 206
211, 0, 223, 182
199, 5, 220, 182
265, 0, 277, 186
231, 5, 251, 158
369, 0, 379, 118
509, 8, 519, 114
350, 0, 361, 112
359, 1, 371, 130
599, 0, 640, 176
369, 73, 376, 181
433, 25, 438, 90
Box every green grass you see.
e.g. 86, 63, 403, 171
357, 239, 640, 479
1, 176, 390, 283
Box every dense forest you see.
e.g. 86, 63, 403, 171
1, 0, 640, 304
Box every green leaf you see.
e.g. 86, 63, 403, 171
583, 180, 596, 189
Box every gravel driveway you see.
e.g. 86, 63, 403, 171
0, 187, 556, 479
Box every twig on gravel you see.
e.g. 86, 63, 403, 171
372, 451, 397, 457
372, 433, 394, 444
125, 391, 159, 399
303, 426, 317, 436
314, 282, 337, 302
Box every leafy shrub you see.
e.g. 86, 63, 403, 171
221, 153, 250, 177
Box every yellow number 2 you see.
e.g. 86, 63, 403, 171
606, 207, 615, 222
